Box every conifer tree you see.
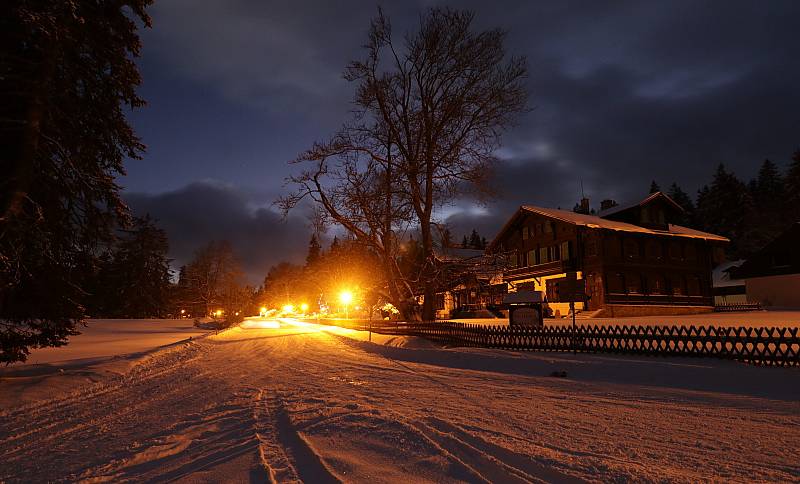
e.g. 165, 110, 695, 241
468, 229, 482, 249
695, 165, 753, 256
0, 1, 152, 363
649, 180, 661, 193
785, 149, 800, 223
306, 234, 321, 266
110, 216, 172, 318
667, 182, 695, 226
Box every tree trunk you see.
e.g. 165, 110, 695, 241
420, 222, 436, 321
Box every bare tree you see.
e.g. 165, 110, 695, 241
281, 8, 527, 320
183, 241, 243, 317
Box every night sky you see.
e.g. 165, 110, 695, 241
123, 1, 800, 283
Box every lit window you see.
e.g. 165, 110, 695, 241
522, 226, 529, 240
539, 247, 549, 264
561, 241, 570, 260
527, 249, 536, 266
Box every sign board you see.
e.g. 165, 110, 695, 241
510, 305, 543, 326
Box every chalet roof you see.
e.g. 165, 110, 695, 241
712, 260, 746, 288
487, 205, 729, 251
598, 191, 685, 218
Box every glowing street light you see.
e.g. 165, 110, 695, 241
282, 304, 295, 314
300, 303, 309, 313
339, 290, 353, 319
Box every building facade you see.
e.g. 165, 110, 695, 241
734, 223, 800, 308
488, 192, 729, 317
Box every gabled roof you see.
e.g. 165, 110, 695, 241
487, 205, 728, 251
598, 191, 685, 218
713, 260, 746, 288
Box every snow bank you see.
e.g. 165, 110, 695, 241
0, 319, 212, 408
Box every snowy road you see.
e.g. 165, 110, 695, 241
1, 318, 799, 483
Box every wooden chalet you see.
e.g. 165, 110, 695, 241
487, 192, 729, 317
432, 246, 506, 319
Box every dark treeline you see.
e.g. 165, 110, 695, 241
658, 151, 800, 258
439, 228, 489, 250
83, 216, 172, 319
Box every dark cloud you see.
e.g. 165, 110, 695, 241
124, 0, 800, 265
125, 182, 311, 284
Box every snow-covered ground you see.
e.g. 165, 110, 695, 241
0, 319, 210, 407
1, 317, 798, 482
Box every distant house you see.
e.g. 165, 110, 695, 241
712, 260, 747, 305
487, 192, 729, 317
432, 246, 506, 319
733, 223, 800, 308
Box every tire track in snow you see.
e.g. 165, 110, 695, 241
255, 391, 341, 483
0, 341, 209, 445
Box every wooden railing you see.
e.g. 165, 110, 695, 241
330, 320, 800, 367
714, 302, 763, 312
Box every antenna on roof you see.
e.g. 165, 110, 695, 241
580, 179, 585, 199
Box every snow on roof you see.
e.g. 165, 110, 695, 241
488, 204, 728, 250
713, 260, 746, 288
598, 191, 685, 218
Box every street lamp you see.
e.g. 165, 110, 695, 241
339, 290, 353, 319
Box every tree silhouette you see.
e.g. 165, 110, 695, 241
306, 234, 321, 266
0, 1, 152, 363
649, 180, 661, 194
280, 8, 527, 320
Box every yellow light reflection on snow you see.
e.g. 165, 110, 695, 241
240, 319, 281, 329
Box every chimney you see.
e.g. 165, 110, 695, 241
600, 199, 617, 211
579, 197, 590, 214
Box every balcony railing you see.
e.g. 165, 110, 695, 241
505, 259, 576, 279
604, 293, 713, 306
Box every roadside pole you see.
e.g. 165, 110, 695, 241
570, 300, 576, 354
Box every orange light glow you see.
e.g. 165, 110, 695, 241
300, 303, 309, 312
339, 291, 353, 304
282, 304, 295, 313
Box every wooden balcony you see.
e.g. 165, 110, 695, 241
604, 293, 713, 307
505, 259, 577, 280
